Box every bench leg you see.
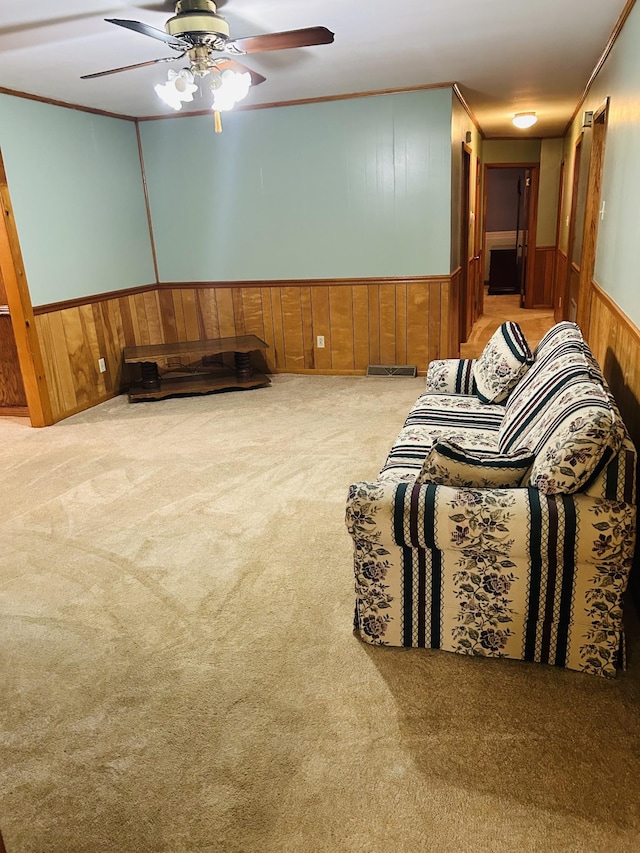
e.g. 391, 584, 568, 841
140, 361, 161, 390
234, 351, 251, 382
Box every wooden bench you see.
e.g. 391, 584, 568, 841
123, 334, 270, 402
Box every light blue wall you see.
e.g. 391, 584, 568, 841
569, 1, 640, 327
139, 88, 453, 282
0, 95, 155, 306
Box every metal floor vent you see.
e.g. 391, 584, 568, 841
366, 364, 417, 377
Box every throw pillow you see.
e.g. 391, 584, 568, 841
473, 321, 534, 405
416, 439, 534, 488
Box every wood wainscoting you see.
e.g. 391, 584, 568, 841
554, 249, 568, 321
33, 275, 459, 423
587, 281, 640, 446
587, 280, 640, 603
531, 246, 556, 309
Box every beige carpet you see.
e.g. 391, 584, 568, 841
1, 374, 639, 853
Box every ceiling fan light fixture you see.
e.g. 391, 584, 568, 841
154, 67, 198, 110
211, 68, 252, 111
512, 111, 537, 129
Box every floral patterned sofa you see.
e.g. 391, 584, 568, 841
345, 321, 637, 677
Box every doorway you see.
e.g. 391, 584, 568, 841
482, 163, 539, 309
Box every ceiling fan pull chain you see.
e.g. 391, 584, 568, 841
214, 110, 223, 133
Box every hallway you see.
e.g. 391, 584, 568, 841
460, 292, 556, 358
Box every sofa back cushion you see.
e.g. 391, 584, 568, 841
524, 380, 623, 494
472, 321, 533, 404
498, 330, 591, 455
533, 321, 585, 358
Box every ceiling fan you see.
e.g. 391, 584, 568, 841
81, 0, 335, 116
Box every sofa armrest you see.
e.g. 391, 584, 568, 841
346, 480, 636, 570
346, 480, 636, 677
425, 358, 477, 395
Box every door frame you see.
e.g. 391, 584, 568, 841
0, 150, 52, 426
459, 143, 472, 344
576, 98, 609, 334
561, 133, 584, 322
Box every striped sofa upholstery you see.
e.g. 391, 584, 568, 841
346, 322, 637, 678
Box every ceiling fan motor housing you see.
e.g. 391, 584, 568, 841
166, 0, 230, 46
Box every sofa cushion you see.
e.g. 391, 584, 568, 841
525, 380, 622, 494
425, 358, 477, 395
499, 347, 591, 454
473, 321, 534, 404
379, 393, 504, 482
416, 440, 534, 488
533, 321, 585, 358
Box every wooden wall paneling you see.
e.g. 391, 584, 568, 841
159, 289, 179, 343
118, 295, 137, 347
588, 283, 640, 414
367, 284, 380, 367
406, 283, 430, 373
131, 293, 149, 345
352, 285, 370, 372
180, 289, 201, 341
80, 303, 107, 401
142, 290, 163, 343
239, 287, 268, 371
240, 287, 265, 340
395, 283, 408, 366
47, 311, 80, 415
444, 272, 461, 358
34, 315, 64, 420
92, 299, 125, 393
310, 285, 331, 372
197, 288, 221, 340
215, 287, 236, 339
427, 281, 441, 365
569, 264, 580, 321
300, 286, 315, 370
280, 286, 305, 370
378, 284, 397, 366
61, 306, 98, 407
268, 287, 286, 370
531, 247, 555, 308
554, 250, 567, 321
587, 284, 640, 611
30, 274, 464, 420
328, 284, 355, 371
0, 315, 27, 407
232, 287, 246, 336
260, 286, 278, 373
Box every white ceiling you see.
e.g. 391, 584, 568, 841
0, 0, 629, 136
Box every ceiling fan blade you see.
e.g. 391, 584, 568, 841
81, 55, 181, 80
216, 59, 266, 88
105, 18, 189, 50
228, 26, 334, 55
